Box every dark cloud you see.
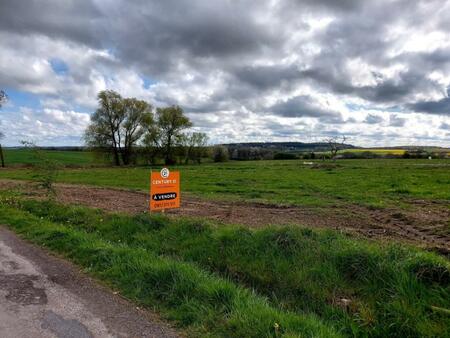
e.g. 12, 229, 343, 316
1, 0, 449, 146
301, 0, 362, 11
234, 64, 302, 90
300, 62, 441, 106
1, 0, 448, 108
0, 0, 102, 47
269, 95, 340, 119
407, 89, 450, 115
364, 114, 384, 124
389, 115, 406, 127
108, 0, 279, 76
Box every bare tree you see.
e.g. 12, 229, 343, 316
0, 90, 7, 167
325, 135, 348, 160
21, 141, 60, 198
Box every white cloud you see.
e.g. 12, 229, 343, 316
0, 0, 449, 147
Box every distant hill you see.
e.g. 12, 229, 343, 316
5, 146, 86, 151
223, 142, 356, 152
365, 146, 450, 151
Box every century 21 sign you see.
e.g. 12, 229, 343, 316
150, 168, 180, 211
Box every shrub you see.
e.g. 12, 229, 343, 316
21, 141, 60, 197
274, 152, 298, 160
213, 145, 229, 162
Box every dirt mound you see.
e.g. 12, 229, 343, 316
1, 179, 448, 255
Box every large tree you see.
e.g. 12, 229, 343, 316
85, 90, 152, 165
121, 98, 153, 165
151, 106, 192, 165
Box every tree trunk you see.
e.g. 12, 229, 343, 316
112, 146, 120, 166
0, 144, 4, 167
165, 135, 172, 165
122, 146, 130, 165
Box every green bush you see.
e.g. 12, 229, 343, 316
213, 145, 229, 162
274, 153, 298, 160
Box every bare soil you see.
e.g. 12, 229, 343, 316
1, 179, 448, 255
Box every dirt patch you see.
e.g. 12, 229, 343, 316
1, 179, 448, 255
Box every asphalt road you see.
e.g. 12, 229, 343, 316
0, 226, 180, 338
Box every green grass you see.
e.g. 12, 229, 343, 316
0, 194, 448, 337
0, 195, 338, 338
2, 149, 96, 166
1, 159, 449, 207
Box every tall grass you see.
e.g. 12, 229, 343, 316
0, 201, 338, 337
1, 196, 448, 337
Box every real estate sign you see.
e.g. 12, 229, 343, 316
150, 168, 180, 211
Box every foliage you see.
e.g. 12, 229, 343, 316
213, 145, 229, 162
301, 152, 316, 160
273, 152, 298, 160
85, 90, 124, 165
145, 105, 193, 165
0, 199, 340, 338
1, 197, 449, 337
85, 90, 153, 166
20, 141, 60, 197
181, 132, 209, 164
229, 146, 274, 160
121, 97, 153, 164
339, 151, 380, 159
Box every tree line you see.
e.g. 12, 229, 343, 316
85, 90, 208, 165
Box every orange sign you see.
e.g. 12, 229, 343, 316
150, 168, 180, 211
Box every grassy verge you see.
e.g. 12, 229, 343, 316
0, 194, 449, 337
0, 195, 338, 337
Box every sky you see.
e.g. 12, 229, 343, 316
0, 0, 449, 147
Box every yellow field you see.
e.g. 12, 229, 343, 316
343, 148, 406, 155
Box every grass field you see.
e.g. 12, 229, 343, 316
0, 195, 448, 337
342, 148, 450, 156
343, 148, 406, 155
2, 149, 96, 166
1, 159, 449, 208
0, 155, 449, 336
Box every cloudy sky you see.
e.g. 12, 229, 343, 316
1, 0, 449, 147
